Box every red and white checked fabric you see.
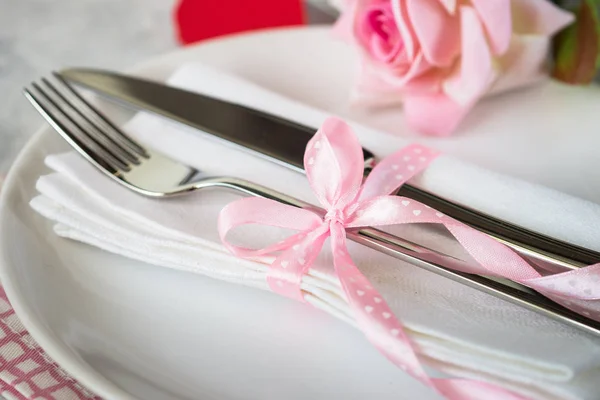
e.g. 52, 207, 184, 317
0, 287, 101, 400
0, 175, 100, 399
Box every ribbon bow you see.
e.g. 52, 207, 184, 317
219, 117, 600, 399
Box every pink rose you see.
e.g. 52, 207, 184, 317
333, 0, 574, 136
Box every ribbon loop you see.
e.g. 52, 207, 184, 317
359, 143, 440, 201
305, 118, 364, 210
218, 197, 323, 263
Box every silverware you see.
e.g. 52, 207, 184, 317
23, 74, 600, 336
57, 68, 600, 272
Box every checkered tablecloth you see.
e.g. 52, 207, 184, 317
0, 288, 100, 400
0, 175, 99, 399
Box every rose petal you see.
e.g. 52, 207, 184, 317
471, 0, 512, 55
406, 0, 460, 67
353, 52, 433, 95
382, 53, 433, 86
403, 92, 472, 136
491, 35, 552, 95
391, 0, 418, 61
356, 62, 401, 93
403, 70, 443, 95
512, 0, 575, 36
443, 6, 497, 107
361, 2, 405, 63
437, 0, 457, 14
350, 63, 406, 108
351, 52, 439, 109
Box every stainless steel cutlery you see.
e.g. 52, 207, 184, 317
58, 68, 600, 271
23, 72, 600, 336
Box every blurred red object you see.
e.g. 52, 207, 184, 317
175, 0, 306, 45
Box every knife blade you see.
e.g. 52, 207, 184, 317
59, 68, 600, 271
59, 69, 376, 174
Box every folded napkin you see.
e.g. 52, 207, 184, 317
31, 64, 600, 400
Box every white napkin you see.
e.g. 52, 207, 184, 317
30, 64, 600, 400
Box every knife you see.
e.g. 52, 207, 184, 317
59, 68, 600, 272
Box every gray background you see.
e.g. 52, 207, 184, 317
0, 0, 178, 175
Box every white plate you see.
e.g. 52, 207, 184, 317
3, 25, 600, 400
0, 27, 445, 400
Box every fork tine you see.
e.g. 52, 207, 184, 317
39, 77, 140, 167
52, 72, 148, 158
25, 84, 128, 173
32, 81, 132, 172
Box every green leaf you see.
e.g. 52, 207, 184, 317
552, 0, 600, 84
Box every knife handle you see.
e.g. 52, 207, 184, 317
397, 184, 600, 270
61, 69, 379, 174
220, 112, 377, 173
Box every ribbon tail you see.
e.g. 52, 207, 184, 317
328, 223, 529, 400
346, 193, 600, 321
523, 266, 600, 321
328, 222, 429, 382
446, 223, 600, 321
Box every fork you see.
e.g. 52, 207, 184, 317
23, 74, 600, 336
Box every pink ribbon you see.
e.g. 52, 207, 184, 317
219, 117, 600, 399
